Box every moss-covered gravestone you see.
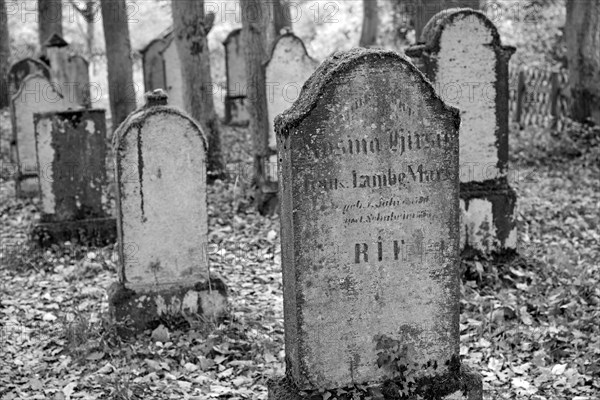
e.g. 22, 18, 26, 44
223, 29, 249, 126
108, 91, 227, 335
32, 109, 116, 246
269, 48, 481, 399
406, 9, 517, 257
265, 33, 319, 182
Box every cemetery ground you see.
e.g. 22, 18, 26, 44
0, 108, 599, 400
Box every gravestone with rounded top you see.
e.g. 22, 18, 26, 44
223, 29, 249, 126
265, 33, 319, 182
8, 58, 51, 98
406, 9, 517, 257
141, 30, 171, 93
32, 109, 116, 246
11, 73, 78, 197
268, 48, 481, 399
108, 90, 227, 335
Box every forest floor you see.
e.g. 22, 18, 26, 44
0, 110, 599, 400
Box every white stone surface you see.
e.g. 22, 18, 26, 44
115, 107, 208, 291
435, 15, 500, 183
34, 115, 55, 213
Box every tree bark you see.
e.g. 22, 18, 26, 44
38, 0, 63, 49
272, 0, 292, 38
566, 0, 600, 125
171, 0, 225, 180
359, 0, 379, 47
100, 0, 136, 131
241, 0, 277, 214
0, 0, 11, 108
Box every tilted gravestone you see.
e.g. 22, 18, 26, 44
160, 36, 184, 110
140, 29, 171, 93
108, 91, 227, 334
223, 28, 249, 126
11, 73, 78, 197
265, 33, 319, 182
406, 9, 517, 257
32, 109, 116, 246
8, 58, 51, 99
269, 48, 481, 399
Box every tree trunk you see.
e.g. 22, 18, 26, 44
566, 0, 600, 125
38, 0, 63, 49
413, 0, 479, 41
171, 0, 225, 180
241, 0, 277, 215
100, 0, 136, 131
0, 0, 11, 108
272, 0, 292, 38
359, 0, 378, 47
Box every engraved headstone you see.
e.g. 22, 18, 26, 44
108, 91, 226, 334
223, 29, 249, 125
32, 109, 116, 246
11, 73, 77, 197
269, 48, 481, 399
265, 33, 319, 181
406, 9, 517, 256
160, 36, 184, 110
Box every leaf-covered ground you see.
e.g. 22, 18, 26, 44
1, 111, 599, 400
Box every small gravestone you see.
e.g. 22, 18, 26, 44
265, 33, 319, 182
269, 48, 481, 399
141, 30, 171, 93
8, 58, 51, 99
413, 0, 480, 39
11, 73, 78, 197
32, 109, 116, 246
223, 29, 249, 125
66, 55, 91, 107
406, 9, 517, 256
108, 91, 227, 335
160, 36, 184, 110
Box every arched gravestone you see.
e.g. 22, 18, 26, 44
108, 91, 227, 334
32, 109, 115, 246
406, 9, 517, 257
140, 31, 170, 93
8, 58, 51, 98
269, 48, 481, 399
265, 33, 319, 182
10, 73, 78, 197
223, 29, 249, 126
160, 35, 184, 110
413, 0, 480, 39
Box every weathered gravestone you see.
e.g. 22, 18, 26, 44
160, 36, 184, 110
406, 9, 517, 257
412, 0, 480, 39
11, 73, 78, 197
45, 34, 91, 107
269, 48, 482, 399
108, 91, 227, 335
141, 28, 172, 93
265, 33, 319, 182
223, 29, 249, 125
32, 109, 116, 246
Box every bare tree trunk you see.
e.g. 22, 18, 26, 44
0, 0, 11, 108
171, 0, 225, 180
100, 0, 136, 131
413, 0, 479, 41
272, 0, 292, 37
242, 0, 277, 215
38, 0, 63, 49
566, 0, 600, 125
359, 0, 379, 47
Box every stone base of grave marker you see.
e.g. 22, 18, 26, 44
32, 217, 117, 247
108, 278, 228, 336
224, 96, 249, 126
460, 183, 517, 257
268, 366, 483, 400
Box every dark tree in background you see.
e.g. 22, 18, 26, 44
69, 0, 98, 58
171, 0, 225, 179
38, 0, 63, 50
566, 0, 600, 125
241, 0, 278, 215
359, 0, 379, 47
271, 0, 292, 42
0, 0, 11, 107
100, 0, 136, 131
